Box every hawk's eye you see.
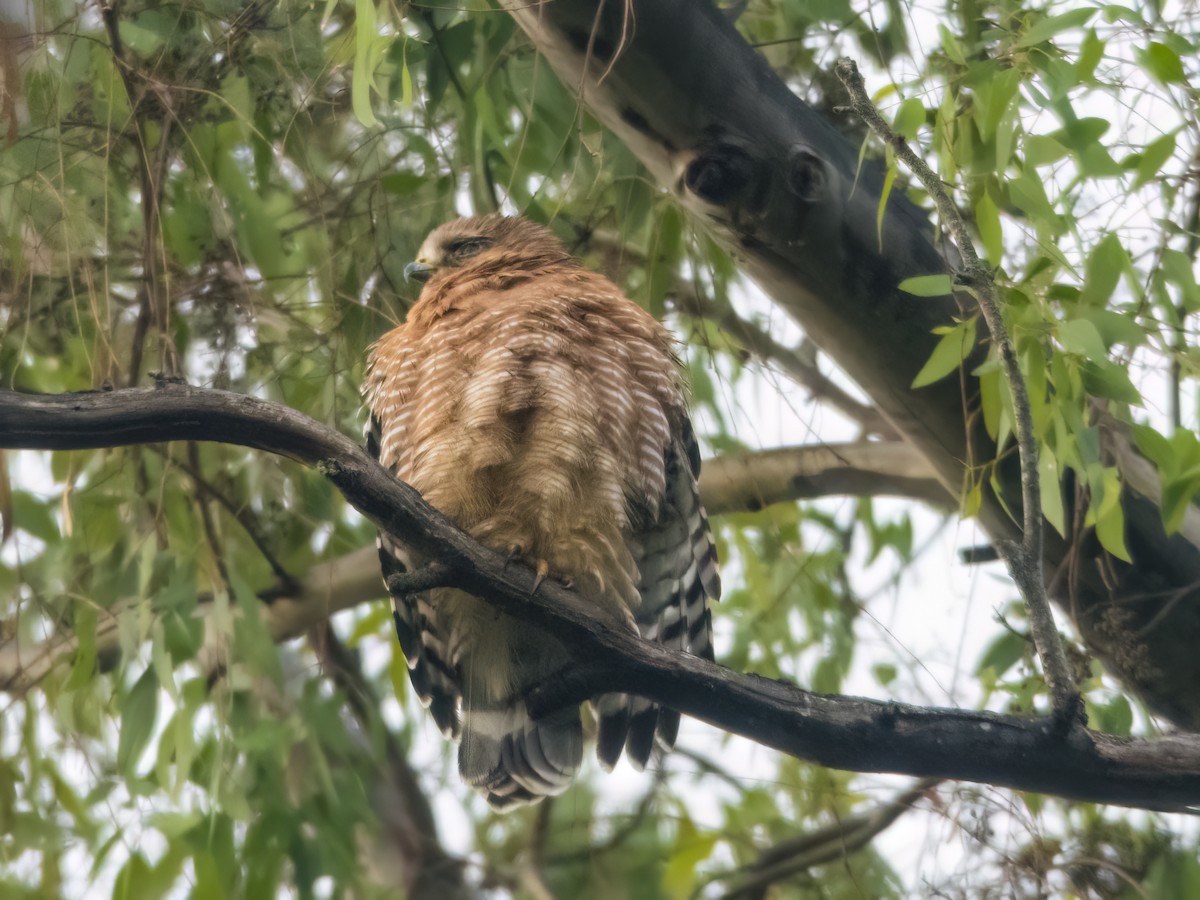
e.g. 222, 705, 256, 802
445, 237, 490, 259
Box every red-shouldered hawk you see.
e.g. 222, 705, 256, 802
363, 215, 719, 808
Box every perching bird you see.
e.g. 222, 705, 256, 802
363, 215, 719, 808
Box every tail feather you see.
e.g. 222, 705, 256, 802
460, 701, 583, 810
624, 700, 659, 771
595, 695, 631, 771
594, 423, 721, 775
378, 535, 461, 738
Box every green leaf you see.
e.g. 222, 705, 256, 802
1076, 308, 1146, 349
873, 663, 898, 686
1142, 41, 1186, 84
11, 490, 58, 542
975, 190, 1002, 263
663, 816, 718, 899
876, 162, 897, 251
1016, 8, 1097, 47
117, 668, 159, 776
1094, 467, 1132, 562
1076, 29, 1106, 81
1080, 359, 1141, 405
1087, 695, 1133, 735
1039, 449, 1066, 536
1132, 422, 1170, 466
977, 630, 1028, 678
1133, 131, 1177, 188
912, 316, 977, 387
1023, 135, 1070, 167
898, 274, 953, 296
1079, 233, 1128, 306
1058, 318, 1108, 360
352, 0, 380, 127
893, 97, 926, 140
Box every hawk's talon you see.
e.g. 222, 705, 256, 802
531, 558, 550, 594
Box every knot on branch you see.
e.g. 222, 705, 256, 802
786, 144, 826, 202
952, 265, 994, 295
681, 138, 762, 210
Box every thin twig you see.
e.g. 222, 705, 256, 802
834, 58, 1078, 721
713, 778, 941, 899
309, 622, 471, 897
584, 227, 899, 439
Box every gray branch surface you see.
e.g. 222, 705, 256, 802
3, 384, 1200, 812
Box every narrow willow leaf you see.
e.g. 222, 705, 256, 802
117, 668, 159, 776
1133, 131, 1177, 188
899, 274, 953, 297
912, 316, 977, 387
352, 0, 379, 127
976, 190, 1002, 262
1039, 449, 1066, 536
1095, 468, 1132, 562
1017, 8, 1096, 47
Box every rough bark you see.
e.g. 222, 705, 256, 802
3, 384, 1200, 811
499, 0, 1200, 730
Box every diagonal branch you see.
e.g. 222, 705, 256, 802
1, 385, 1200, 811
584, 228, 900, 439
0, 439, 941, 695
700, 442, 946, 514
713, 778, 942, 898
834, 58, 1076, 722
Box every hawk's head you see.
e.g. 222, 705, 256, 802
404, 215, 573, 284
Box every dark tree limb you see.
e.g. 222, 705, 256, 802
0, 434, 939, 694
3, 385, 1200, 812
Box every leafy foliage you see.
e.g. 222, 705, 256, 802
1, 0, 1198, 896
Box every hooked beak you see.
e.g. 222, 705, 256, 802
404, 260, 435, 284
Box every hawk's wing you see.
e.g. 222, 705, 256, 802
367, 413, 462, 739
597, 412, 720, 769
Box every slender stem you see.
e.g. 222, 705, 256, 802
834, 58, 1077, 719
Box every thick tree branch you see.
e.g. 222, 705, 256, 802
2, 385, 1200, 811
0, 419, 940, 695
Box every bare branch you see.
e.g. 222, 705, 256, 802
700, 442, 947, 514
1, 385, 1200, 811
833, 58, 1076, 722
714, 778, 942, 898
309, 623, 473, 898
585, 228, 899, 439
